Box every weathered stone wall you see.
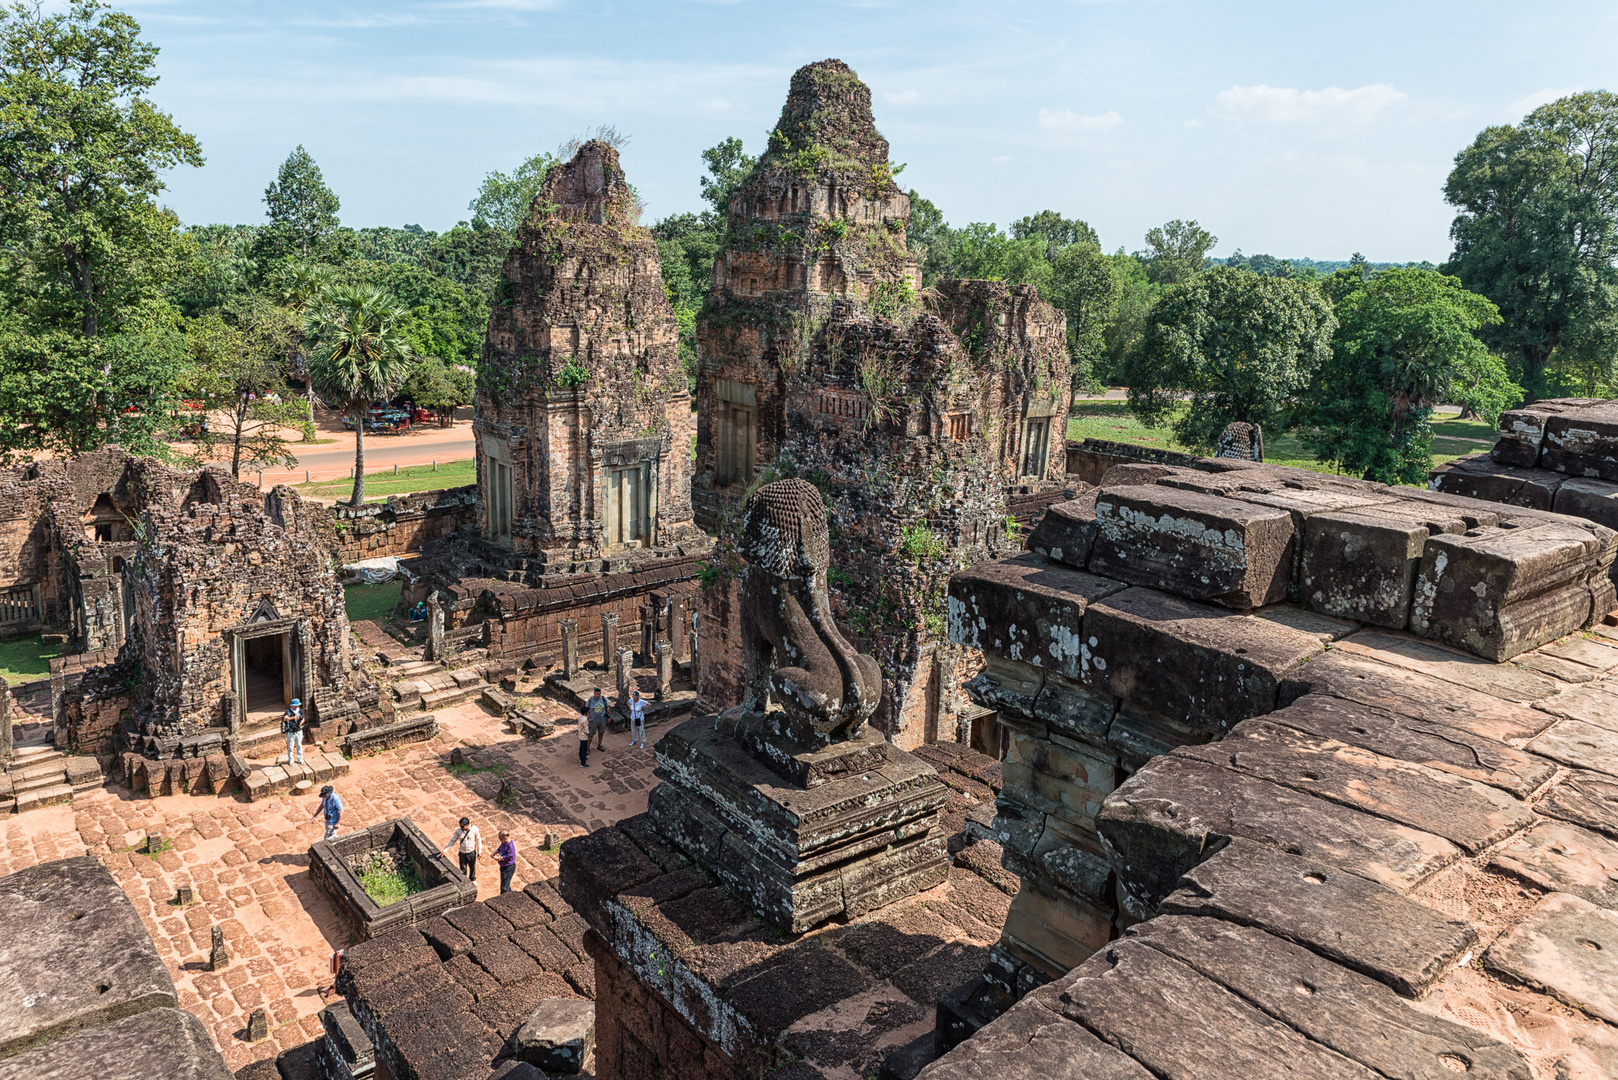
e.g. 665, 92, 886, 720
477, 568, 698, 666
690, 60, 1073, 744
327, 486, 477, 564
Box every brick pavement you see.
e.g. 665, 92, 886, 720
0, 701, 656, 1073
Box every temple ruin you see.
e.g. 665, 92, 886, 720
692, 60, 1074, 750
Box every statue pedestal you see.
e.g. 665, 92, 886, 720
647, 710, 950, 933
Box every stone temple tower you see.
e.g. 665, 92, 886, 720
692, 60, 1073, 747
475, 141, 701, 571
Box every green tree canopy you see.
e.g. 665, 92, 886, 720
263, 145, 340, 260
0, 0, 203, 457
1443, 91, 1618, 400
698, 136, 755, 221
468, 150, 557, 236
304, 285, 414, 505
1298, 268, 1514, 485
1123, 265, 1336, 449
1142, 219, 1218, 286
183, 307, 310, 477
1011, 210, 1099, 257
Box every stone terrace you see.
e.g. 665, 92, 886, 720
0, 699, 657, 1074
922, 462, 1618, 1078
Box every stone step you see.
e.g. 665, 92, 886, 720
11, 745, 62, 766
11, 767, 68, 793
14, 782, 73, 813
420, 683, 486, 711
391, 661, 443, 678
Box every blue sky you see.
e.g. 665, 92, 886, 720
127, 0, 1617, 262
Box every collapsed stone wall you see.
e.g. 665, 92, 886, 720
327, 486, 477, 564
692, 60, 1073, 746
1432, 397, 1618, 583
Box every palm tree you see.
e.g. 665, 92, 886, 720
304, 285, 414, 506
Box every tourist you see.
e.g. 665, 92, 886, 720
310, 785, 342, 840
628, 690, 647, 748
281, 698, 304, 766
586, 686, 609, 751
495, 830, 517, 894
444, 817, 482, 882
577, 711, 590, 767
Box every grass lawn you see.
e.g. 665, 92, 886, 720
0, 634, 59, 684
345, 581, 402, 625
1066, 401, 1499, 480
296, 459, 475, 503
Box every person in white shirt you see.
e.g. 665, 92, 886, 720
443, 816, 483, 882
628, 690, 647, 748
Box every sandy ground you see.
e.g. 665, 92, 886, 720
185, 407, 477, 487
0, 700, 657, 1073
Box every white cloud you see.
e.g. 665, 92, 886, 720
1183, 118, 1204, 128
1036, 107, 1122, 132
1211, 83, 1405, 126
884, 89, 920, 105
1507, 86, 1584, 116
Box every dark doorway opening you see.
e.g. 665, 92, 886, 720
243, 632, 289, 721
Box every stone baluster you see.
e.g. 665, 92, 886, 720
615, 647, 634, 706
560, 618, 579, 679
601, 612, 618, 669
0, 676, 11, 768
639, 605, 655, 665
655, 640, 673, 701
668, 595, 688, 662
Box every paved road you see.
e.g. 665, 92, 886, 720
203, 408, 477, 486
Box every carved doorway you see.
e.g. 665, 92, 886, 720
230, 611, 304, 725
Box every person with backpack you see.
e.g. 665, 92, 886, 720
585, 687, 609, 752
281, 698, 304, 766
628, 690, 647, 749
309, 785, 342, 840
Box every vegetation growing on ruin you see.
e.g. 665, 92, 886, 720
352, 848, 424, 907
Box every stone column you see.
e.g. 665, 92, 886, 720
668, 595, 688, 662
49, 660, 66, 751
223, 695, 239, 750
560, 619, 580, 679
601, 612, 618, 668
0, 677, 11, 767
615, 647, 634, 705
655, 640, 673, 701
425, 594, 445, 663
639, 605, 655, 666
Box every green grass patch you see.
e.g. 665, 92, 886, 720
353, 851, 424, 907
296, 458, 475, 502
0, 635, 59, 684
344, 581, 402, 625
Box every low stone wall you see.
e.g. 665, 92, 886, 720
478, 564, 699, 667
342, 713, 438, 757
309, 817, 477, 942
328, 486, 477, 564
1064, 437, 1200, 484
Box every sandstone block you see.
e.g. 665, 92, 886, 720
1429, 453, 1564, 509
1541, 401, 1618, 480
0, 1007, 232, 1080
1553, 475, 1618, 542
1299, 505, 1466, 627
1536, 769, 1618, 840
917, 995, 1155, 1080
1025, 491, 1098, 569
1489, 820, 1618, 910
1087, 485, 1294, 609
1159, 838, 1476, 997
947, 554, 1126, 678
1080, 587, 1323, 733
1484, 892, 1618, 1024
513, 997, 595, 1074
1410, 522, 1597, 660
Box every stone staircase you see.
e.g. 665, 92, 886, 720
389, 664, 492, 713
3, 741, 104, 814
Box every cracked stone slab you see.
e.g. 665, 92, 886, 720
1534, 681, 1618, 730
0, 857, 177, 1059
1049, 939, 1379, 1079
1180, 719, 1535, 854
1158, 838, 1476, 997
1333, 631, 1560, 702
0, 1008, 231, 1080
1128, 916, 1532, 1080
1098, 754, 1462, 915
1260, 694, 1555, 798
916, 985, 1156, 1080
1489, 821, 1618, 910
1536, 770, 1618, 840
1484, 892, 1618, 1024
1528, 719, 1618, 777
1539, 636, 1618, 672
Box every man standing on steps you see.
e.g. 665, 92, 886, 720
281, 698, 304, 766
444, 817, 482, 883
585, 686, 609, 753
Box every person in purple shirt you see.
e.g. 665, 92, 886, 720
495, 830, 518, 894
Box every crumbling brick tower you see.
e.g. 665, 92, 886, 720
692, 59, 1072, 747
475, 140, 701, 571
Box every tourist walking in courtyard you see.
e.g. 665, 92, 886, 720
495, 830, 517, 893
586, 686, 609, 751
629, 690, 647, 748
310, 785, 342, 840
282, 697, 304, 766
445, 817, 482, 882
577, 711, 591, 767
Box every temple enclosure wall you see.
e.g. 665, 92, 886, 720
327, 486, 477, 565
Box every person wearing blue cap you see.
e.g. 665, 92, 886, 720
281, 697, 305, 766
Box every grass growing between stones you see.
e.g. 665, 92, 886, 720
0, 634, 59, 684
353, 850, 424, 907
1066, 401, 1495, 481
344, 581, 402, 624
294, 458, 475, 502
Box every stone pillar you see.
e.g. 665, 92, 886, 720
668, 595, 688, 662
425, 594, 446, 663
49, 660, 66, 751
615, 647, 634, 705
639, 605, 655, 665
560, 619, 580, 679
0, 677, 11, 767
601, 612, 618, 668
223, 695, 239, 749
208, 925, 230, 971
654, 640, 673, 701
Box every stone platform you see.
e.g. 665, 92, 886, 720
545, 666, 698, 732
